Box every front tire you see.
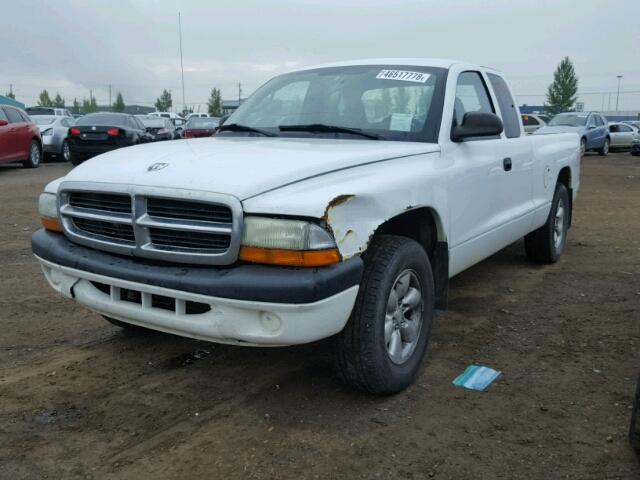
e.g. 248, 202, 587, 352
61, 140, 71, 162
598, 138, 610, 156
525, 183, 570, 264
335, 235, 434, 394
22, 140, 41, 168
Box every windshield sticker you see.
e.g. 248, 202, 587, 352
376, 70, 430, 83
389, 113, 414, 132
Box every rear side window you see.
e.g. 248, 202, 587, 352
4, 107, 24, 124
453, 71, 495, 128
19, 111, 31, 122
488, 73, 520, 138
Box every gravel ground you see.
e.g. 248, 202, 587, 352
1, 152, 639, 479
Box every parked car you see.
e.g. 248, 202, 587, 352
608, 122, 640, 150
0, 105, 42, 168
140, 117, 179, 141
33, 115, 75, 161
535, 111, 609, 156
622, 120, 640, 130
182, 117, 220, 138
67, 112, 153, 166
631, 139, 640, 156
187, 113, 209, 120
32, 58, 580, 394
521, 113, 549, 134
26, 106, 73, 118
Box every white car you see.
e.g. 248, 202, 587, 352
521, 113, 550, 134
609, 122, 640, 149
32, 58, 580, 394
187, 113, 209, 120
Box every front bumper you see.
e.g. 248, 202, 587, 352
32, 230, 362, 345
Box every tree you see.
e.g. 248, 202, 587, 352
155, 89, 173, 112
207, 88, 223, 117
72, 98, 80, 113
113, 92, 126, 112
5, 90, 15, 100
53, 92, 65, 108
546, 57, 578, 115
38, 89, 53, 107
81, 96, 98, 113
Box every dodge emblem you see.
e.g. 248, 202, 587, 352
147, 162, 169, 172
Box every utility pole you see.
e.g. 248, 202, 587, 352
108, 84, 112, 106
616, 75, 623, 111
9, 84, 13, 96
178, 12, 186, 114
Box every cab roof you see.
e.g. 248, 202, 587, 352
296, 58, 467, 72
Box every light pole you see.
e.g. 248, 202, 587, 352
178, 12, 186, 115
616, 75, 622, 111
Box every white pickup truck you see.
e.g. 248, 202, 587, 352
33, 58, 580, 394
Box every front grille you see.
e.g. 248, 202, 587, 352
147, 198, 232, 223
149, 228, 230, 252
90, 281, 211, 315
73, 217, 136, 242
69, 192, 132, 214
59, 185, 242, 265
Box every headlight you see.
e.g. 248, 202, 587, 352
240, 216, 340, 267
38, 193, 62, 232
41, 128, 53, 136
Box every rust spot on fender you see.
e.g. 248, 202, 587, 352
322, 194, 355, 223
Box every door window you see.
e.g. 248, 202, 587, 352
522, 115, 539, 126
618, 124, 632, 133
594, 115, 604, 126
453, 71, 495, 128
487, 73, 520, 138
4, 107, 24, 124
0, 108, 8, 122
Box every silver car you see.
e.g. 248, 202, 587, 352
608, 122, 640, 150
521, 113, 550, 134
33, 115, 75, 161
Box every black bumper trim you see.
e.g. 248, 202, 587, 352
32, 229, 363, 304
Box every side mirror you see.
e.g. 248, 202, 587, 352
451, 112, 503, 142
0, 119, 8, 127
588, 125, 596, 130
219, 114, 230, 126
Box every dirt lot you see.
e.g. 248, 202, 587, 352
1, 153, 639, 479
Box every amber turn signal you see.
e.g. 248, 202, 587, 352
41, 217, 63, 233
239, 246, 341, 267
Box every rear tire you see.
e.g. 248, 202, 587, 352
525, 183, 570, 264
597, 138, 610, 156
335, 235, 434, 395
61, 140, 71, 162
70, 151, 84, 166
22, 140, 41, 168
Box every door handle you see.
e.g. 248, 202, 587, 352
503, 157, 512, 172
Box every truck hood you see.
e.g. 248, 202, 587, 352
63, 137, 438, 200
534, 125, 585, 135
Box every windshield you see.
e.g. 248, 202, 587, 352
33, 116, 56, 125
76, 113, 127, 127
225, 65, 447, 142
549, 113, 589, 127
187, 118, 220, 129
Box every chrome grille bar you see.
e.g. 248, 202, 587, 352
58, 182, 243, 266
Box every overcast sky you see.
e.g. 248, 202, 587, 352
2, 0, 640, 112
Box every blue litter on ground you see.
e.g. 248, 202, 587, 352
453, 365, 501, 391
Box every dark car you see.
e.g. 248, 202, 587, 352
140, 117, 178, 141
632, 139, 640, 156
182, 117, 220, 138
0, 105, 42, 168
67, 112, 153, 165
631, 375, 640, 449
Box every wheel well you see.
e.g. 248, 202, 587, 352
374, 207, 441, 259
558, 166, 571, 188
373, 207, 449, 311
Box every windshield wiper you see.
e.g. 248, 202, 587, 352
217, 123, 276, 137
279, 124, 382, 140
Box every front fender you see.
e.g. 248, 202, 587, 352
241, 152, 449, 259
